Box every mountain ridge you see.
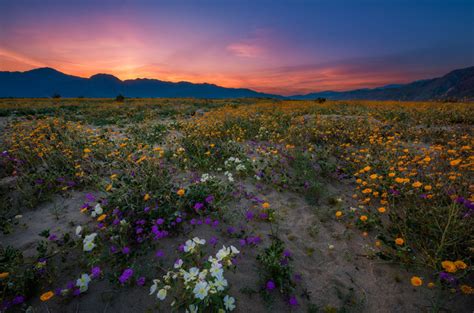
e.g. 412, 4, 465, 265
0, 66, 473, 100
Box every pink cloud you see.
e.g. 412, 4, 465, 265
227, 42, 264, 58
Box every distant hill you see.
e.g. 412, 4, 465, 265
0, 68, 280, 99
0, 66, 473, 100
291, 66, 474, 101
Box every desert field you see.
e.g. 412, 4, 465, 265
0, 98, 473, 312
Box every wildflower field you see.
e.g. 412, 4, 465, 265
0, 98, 473, 312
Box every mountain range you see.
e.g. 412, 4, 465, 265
0, 66, 473, 100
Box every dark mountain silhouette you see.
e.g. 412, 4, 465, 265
291, 66, 474, 101
0, 66, 473, 100
0, 68, 280, 99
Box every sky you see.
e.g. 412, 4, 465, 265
0, 0, 473, 95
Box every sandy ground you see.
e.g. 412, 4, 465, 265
2, 178, 472, 313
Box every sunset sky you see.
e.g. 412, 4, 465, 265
1, 0, 473, 95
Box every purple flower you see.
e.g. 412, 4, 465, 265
205, 195, 214, 203
155, 250, 165, 258
66, 281, 75, 289
194, 202, 204, 211
176, 217, 182, 223
190, 218, 197, 225
85, 193, 96, 202
239, 239, 247, 246
266, 280, 276, 291
156, 218, 164, 225
212, 220, 219, 227
144, 207, 150, 213
91, 266, 101, 278
12, 295, 25, 305
72, 288, 81, 296
246, 211, 254, 220
205, 217, 212, 225
136, 277, 146, 286
288, 295, 299, 306
227, 226, 236, 234
119, 268, 134, 284
209, 236, 218, 246
283, 249, 292, 258
122, 247, 131, 255
439, 271, 457, 284
48, 234, 57, 241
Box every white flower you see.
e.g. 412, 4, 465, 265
198, 269, 208, 280
184, 239, 196, 253
84, 233, 97, 242
76, 273, 91, 292
193, 281, 210, 300
157, 288, 167, 301
91, 203, 103, 217
183, 267, 199, 282
186, 304, 198, 313
149, 279, 160, 295
75, 225, 83, 237
213, 276, 228, 291
230, 245, 240, 255
192, 237, 206, 245
236, 164, 246, 171
83, 232, 98, 251
83, 240, 96, 252
174, 259, 183, 269
210, 262, 223, 278
216, 246, 230, 260
223, 295, 236, 311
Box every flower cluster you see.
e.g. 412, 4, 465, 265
150, 238, 239, 312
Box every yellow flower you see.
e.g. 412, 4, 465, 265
412, 181, 422, 188
83, 148, 91, 153
0, 272, 9, 279
449, 159, 461, 166
460, 284, 473, 294
427, 282, 435, 288
377, 207, 386, 213
360, 215, 368, 222
144, 193, 151, 201
375, 240, 381, 247
388, 172, 396, 177
40, 291, 54, 301
395, 237, 404, 246
105, 184, 113, 192
177, 189, 185, 196
410, 276, 423, 287
424, 185, 432, 191
335, 211, 343, 218
97, 214, 107, 222
262, 202, 270, 209
454, 260, 467, 270
369, 174, 378, 180
441, 261, 457, 273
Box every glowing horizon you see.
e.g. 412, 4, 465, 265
1, 0, 473, 96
